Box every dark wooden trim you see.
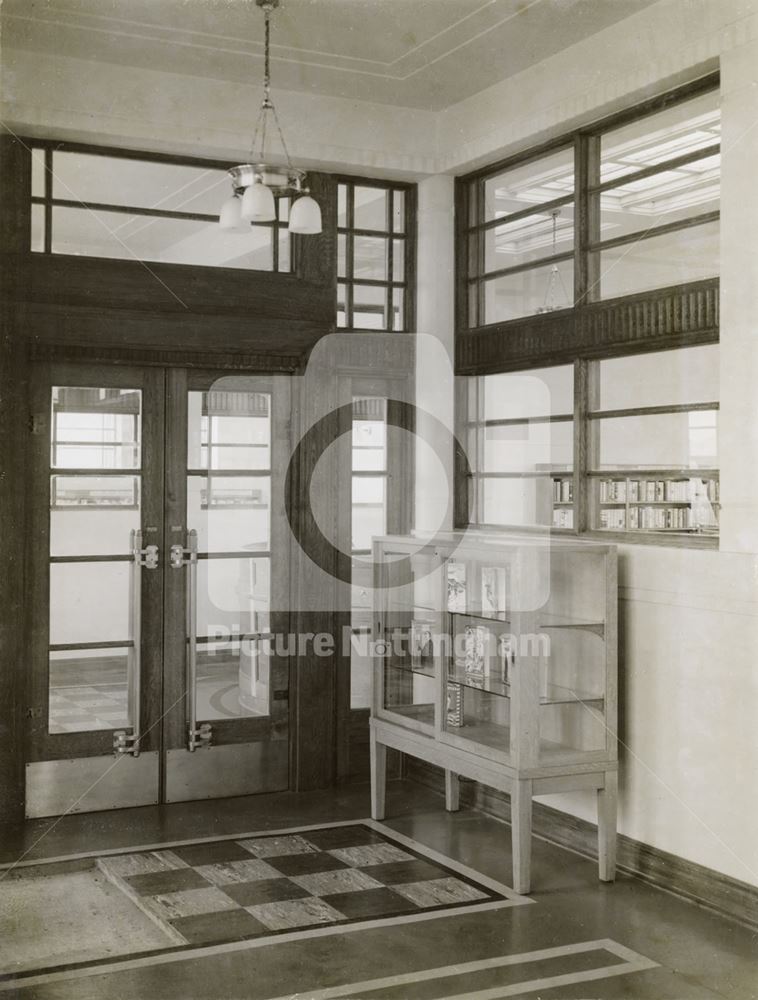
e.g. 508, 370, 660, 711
590, 142, 721, 196
588, 401, 719, 420
467, 193, 575, 235
589, 210, 719, 254
476, 249, 575, 284
405, 757, 757, 931
456, 279, 719, 374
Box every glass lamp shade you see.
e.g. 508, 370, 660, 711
288, 195, 322, 234
219, 194, 243, 230
241, 180, 276, 222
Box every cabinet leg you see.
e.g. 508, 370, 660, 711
444, 770, 460, 812
511, 779, 532, 895
597, 770, 618, 882
370, 732, 387, 821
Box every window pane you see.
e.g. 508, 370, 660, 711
188, 391, 270, 470
484, 205, 574, 273
392, 190, 405, 233
198, 557, 270, 633
352, 476, 386, 550
354, 186, 388, 231
32, 149, 45, 197
597, 345, 719, 409
392, 239, 405, 282
52, 387, 141, 470
50, 561, 130, 645
481, 477, 554, 526
337, 184, 348, 227
593, 220, 718, 299
188, 475, 270, 553
483, 421, 573, 472
337, 233, 347, 277
51, 206, 274, 270
353, 398, 387, 471
337, 283, 347, 327
52, 151, 229, 215
594, 410, 718, 469
482, 365, 573, 419
594, 170, 718, 241
600, 90, 720, 182
483, 147, 574, 222
31, 204, 45, 251
482, 259, 574, 323
49, 648, 130, 734
353, 235, 388, 281
353, 284, 388, 329
392, 287, 405, 331
277, 226, 290, 272
51, 476, 140, 557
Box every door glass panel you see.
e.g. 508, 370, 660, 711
51, 387, 141, 469
352, 477, 386, 551
188, 391, 271, 470
49, 561, 131, 645
196, 557, 271, 720
187, 475, 270, 553
48, 648, 130, 734
50, 476, 140, 556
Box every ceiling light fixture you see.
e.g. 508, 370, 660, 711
219, 0, 322, 235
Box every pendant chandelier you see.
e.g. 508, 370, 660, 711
219, 0, 322, 235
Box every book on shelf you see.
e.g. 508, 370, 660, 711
552, 509, 574, 529
552, 478, 573, 503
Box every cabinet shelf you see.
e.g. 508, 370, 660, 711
448, 665, 603, 704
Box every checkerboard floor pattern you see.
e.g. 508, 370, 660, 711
98, 824, 503, 947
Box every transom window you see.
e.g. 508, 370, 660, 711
30, 146, 291, 272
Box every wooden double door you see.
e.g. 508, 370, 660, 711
25, 363, 292, 818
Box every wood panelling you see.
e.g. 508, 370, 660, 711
456, 279, 719, 375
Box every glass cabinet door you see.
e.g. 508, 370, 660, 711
442, 556, 514, 761
378, 548, 442, 733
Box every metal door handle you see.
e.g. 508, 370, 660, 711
114, 528, 148, 756
184, 529, 211, 751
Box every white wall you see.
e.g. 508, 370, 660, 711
422, 0, 758, 889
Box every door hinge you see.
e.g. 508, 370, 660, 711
188, 722, 212, 752
113, 730, 140, 757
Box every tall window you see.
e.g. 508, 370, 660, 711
30, 145, 291, 271
461, 80, 719, 327
350, 397, 388, 709
337, 180, 413, 331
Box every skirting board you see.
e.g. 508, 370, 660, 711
404, 758, 758, 933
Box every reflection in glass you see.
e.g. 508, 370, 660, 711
600, 90, 719, 182
188, 475, 270, 553
31, 204, 45, 252
48, 647, 130, 734
188, 391, 271, 470
352, 477, 386, 551
50, 476, 140, 557
197, 557, 270, 632
483, 205, 574, 274
194, 639, 267, 721
353, 235, 388, 281
482, 147, 574, 222
482, 258, 574, 324
51, 387, 141, 469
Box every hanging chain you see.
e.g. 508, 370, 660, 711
246, 2, 293, 171
540, 207, 570, 312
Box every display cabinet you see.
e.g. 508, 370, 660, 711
370, 531, 618, 894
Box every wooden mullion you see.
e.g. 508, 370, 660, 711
480, 250, 575, 284
468, 193, 575, 234
589, 211, 720, 254
590, 142, 721, 195
588, 401, 719, 420
48, 199, 222, 224
44, 147, 52, 253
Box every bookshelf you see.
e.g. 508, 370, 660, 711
592, 471, 719, 534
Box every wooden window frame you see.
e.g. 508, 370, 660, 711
336, 176, 417, 333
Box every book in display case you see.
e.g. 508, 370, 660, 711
369, 531, 618, 894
